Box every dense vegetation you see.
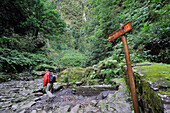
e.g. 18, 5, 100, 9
0, 0, 66, 72
0, 0, 169, 76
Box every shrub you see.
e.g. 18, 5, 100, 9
59, 49, 85, 67
0, 48, 51, 73
90, 56, 123, 82
34, 64, 56, 72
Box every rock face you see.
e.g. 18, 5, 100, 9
0, 78, 132, 113
123, 62, 170, 113
0, 79, 43, 113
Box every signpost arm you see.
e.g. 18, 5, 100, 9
122, 35, 139, 113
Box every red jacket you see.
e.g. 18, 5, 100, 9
43, 71, 51, 86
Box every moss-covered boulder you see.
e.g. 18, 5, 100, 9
56, 67, 94, 83
123, 62, 170, 113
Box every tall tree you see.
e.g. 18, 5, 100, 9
0, 0, 66, 37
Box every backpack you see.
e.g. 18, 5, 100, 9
49, 72, 56, 83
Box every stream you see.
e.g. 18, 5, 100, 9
0, 78, 132, 113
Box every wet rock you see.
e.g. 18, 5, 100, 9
97, 99, 107, 106
84, 105, 99, 113
8, 88, 20, 93
14, 97, 27, 103
2, 102, 12, 108
31, 110, 36, 113
33, 97, 41, 101
34, 92, 43, 96
48, 110, 53, 113
19, 109, 26, 113
106, 93, 115, 102
38, 110, 46, 113
55, 105, 71, 113
149, 80, 170, 91
108, 102, 131, 113
165, 110, 170, 113
12, 104, 18, 110
75, 81, 83, 86
70, 104, 80, 113
53, 83, 63, 91
20, 101, 36, 110
43, 104, 52, 111
96, 93, 104, 100
90, 100, 98, 106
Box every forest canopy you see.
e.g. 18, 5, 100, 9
0, 0, 169, 73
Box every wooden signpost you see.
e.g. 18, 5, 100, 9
108, 22, 139, 113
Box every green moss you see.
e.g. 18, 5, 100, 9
56, 67, 94, 83
133, 72, 164, 112
134, 62, 170, 82
158, 88, 170, 95
123, 62, 169, 112
133, 62, 170, 96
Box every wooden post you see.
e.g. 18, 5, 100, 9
122, 35, 139, 113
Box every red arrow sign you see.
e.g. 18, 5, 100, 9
124, 22, 132, 32
108, 22, 132, 41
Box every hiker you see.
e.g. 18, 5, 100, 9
43, 69, 56, 98
28, 66, 32, 76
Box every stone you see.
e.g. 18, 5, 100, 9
33, 97, 41, 101
70, 104, 80, 113
84, 105, 99, 113
55, 105, 71, 113
40, 110, 46, 113
102, 91, 109, 98
34, 92, 43, 96
12, 104, 18, 110
20, 101, 36, 110
97, 99, 107, 106
75, 81, 83, 86
48, 110, 52, 113
96, 93, 104, 100
53, 84, 63, 91
165, 110, 170, 113
107, 93, 115, 102
108, 101, 131, 113
19, 109, 26, 113
31, 110, 37, 113
90, 100, 98, 106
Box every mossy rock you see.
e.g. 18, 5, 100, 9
133, 62, 170, 95
56, 67, 94, 83
123, 62, 170, 113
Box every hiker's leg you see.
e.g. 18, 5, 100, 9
46, 83, 54, 98
50, 83, 53, 93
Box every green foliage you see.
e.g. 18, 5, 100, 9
90, 56, 123, 82
34, 64, 56, 72
81, 0, 169, 66
0, 0, 66, 37
62, 75, 69, 83
0, 48, 51, 73
0, 73, 17, 83
0, 35, 45, 52
0, 0, 66, 74
58, 49, 85, 67
57, 67, 89, 83
121, 1, 170, 63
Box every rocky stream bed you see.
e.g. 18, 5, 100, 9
0, 77, 132, 113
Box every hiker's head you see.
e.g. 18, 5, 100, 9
45, 69, 49, 72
